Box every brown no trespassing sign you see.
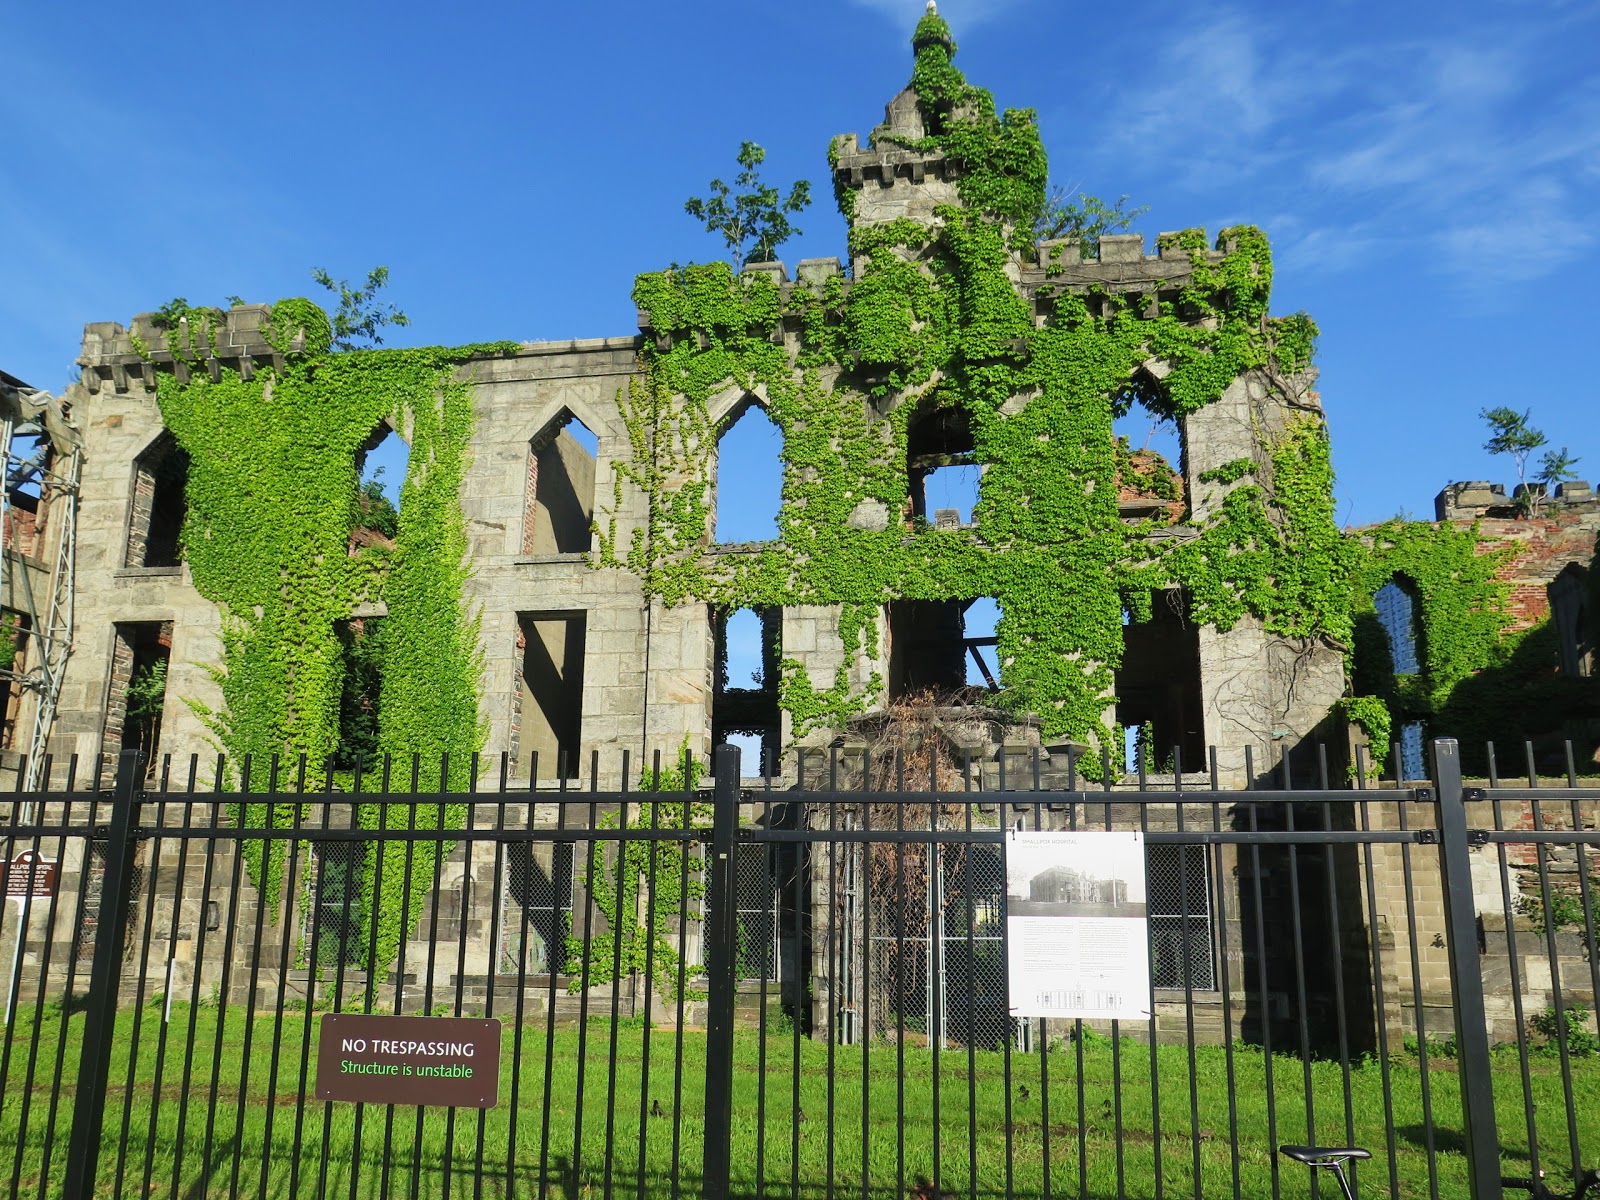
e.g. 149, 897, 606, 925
315, 1014, 500, 1108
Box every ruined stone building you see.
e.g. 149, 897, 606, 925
9, 21, 1356, 792
2, 6, 1595, 1049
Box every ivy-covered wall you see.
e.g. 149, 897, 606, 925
1348, 506, 1600, 773
601, 10, 1348, 773
94, 299, 513, 964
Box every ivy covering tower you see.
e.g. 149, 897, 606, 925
601, 2, 1346, 777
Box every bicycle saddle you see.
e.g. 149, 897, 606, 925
1280, 1146, 1373, 1166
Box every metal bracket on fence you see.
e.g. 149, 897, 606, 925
1414, 787, 1435, 801
1463, 787, 1488, 801
1468, 829, 1490, 846
1412, 829, 1438, 844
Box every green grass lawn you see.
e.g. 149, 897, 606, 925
2, 1003, 1598, 1199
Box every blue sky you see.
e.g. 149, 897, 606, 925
4, 0, 1597, 533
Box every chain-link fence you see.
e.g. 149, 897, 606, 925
499, 839, 574, 974
1147, 842, 1215, 990
856, 816, 1011, 1050
302, 839, 367, 969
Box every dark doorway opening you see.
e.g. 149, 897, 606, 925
515, 612, 587, 777
1115, 590, 1204, 771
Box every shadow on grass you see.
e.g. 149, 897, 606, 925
1397, 1123, 1467, 1157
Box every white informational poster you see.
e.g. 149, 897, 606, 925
1006, 831, 1151, 1021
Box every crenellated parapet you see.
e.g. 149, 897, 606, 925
830, 133, 953, 190
77, 301, 524, 395
1022, 232, 1236, 324
77, 304, 284, 393
635, 258, 845, 350
1028, 232, 1228, 283
634, 231, 1239, 348
832, 81, 964, 232
1435, 479, 1597, 521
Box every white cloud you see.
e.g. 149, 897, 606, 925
1091, 5, 1600, 291
1434, 177, 1598, 284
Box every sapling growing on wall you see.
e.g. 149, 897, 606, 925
311, 265, 411, 351
1034, 187, 1147, 258
1479, 406, 1583, 517
1538, 446, 1582, 495
684, 142, 812, 270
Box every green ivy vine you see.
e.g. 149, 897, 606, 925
566, 744, 710, 999
1349, 519, 1600, 770
143, 297, 511, 967
1349, 519, 1512, 730
598, 12, 1343, 771
1335, 695, 1393, 780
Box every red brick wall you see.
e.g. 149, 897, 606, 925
1461, 504, 1600, 632
3, 497, 40, 558
124, 462, 155, 567
521, 448, 539, 555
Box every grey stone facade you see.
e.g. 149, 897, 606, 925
25, 46, 1352, 794
0, 31, 1408, 1047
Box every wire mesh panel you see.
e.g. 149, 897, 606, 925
865, 841, 933, 1042
733, 842, 779, 980
499, 838, 574, 974
303, 839, 367, 969
70, 837, 145, 966
938, 842, 1009, 1049
1147, 842, 1215, 990
860, 821, 1010, 1049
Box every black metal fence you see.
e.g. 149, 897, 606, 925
0, 738, 1597, 1199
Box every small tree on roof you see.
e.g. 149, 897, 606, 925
1479, 407, 1583, 517
684, 142, 812, 271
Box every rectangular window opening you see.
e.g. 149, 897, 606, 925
106, 621, 172, 772
125, 436, 189, 569
888, 598, 1000, 701
713, 605, 781, 773
1116, 589, 1205, 772
524, 417, 597, 555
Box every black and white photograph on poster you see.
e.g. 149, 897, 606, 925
1006, 831, 1151, 1021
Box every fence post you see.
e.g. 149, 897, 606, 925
701, 744, 740, 1200
62, 748, 144, 1200
1433, 737, 1501, 1199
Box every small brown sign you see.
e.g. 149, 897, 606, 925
2, 852, 58, 899
315, 1014, 500, 1108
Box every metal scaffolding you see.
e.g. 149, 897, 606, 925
1, 370, 81, 789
